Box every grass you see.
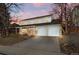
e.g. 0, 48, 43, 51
0, 34, 28, 46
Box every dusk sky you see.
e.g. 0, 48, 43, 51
11, 3, 52, 20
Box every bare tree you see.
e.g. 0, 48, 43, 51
0, 3, 22, 37
52, 3, 78, 34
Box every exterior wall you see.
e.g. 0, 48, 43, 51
19, 26, 37, 37
19, 15, 62, 36
19, 24, 62, 37
19, 16, 52, 25
19, 28, 28, 35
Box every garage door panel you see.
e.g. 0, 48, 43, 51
37, 26, 47, 36
48, 25, 61, 36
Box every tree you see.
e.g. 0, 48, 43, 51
52, 3, 78, 34
0, 3, 22, 37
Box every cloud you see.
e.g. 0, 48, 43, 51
32, 3, 47, 7
16, 10, 49, 20
11, 9, 50, 20
34, 10, 49, 15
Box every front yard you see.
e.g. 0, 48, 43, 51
0, 34, 28, 46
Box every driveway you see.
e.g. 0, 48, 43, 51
0, 36, 64, 55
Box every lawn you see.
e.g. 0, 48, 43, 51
0, 34, 28, 46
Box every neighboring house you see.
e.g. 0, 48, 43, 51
19, 14, 62, 37
72, 5, 79, 26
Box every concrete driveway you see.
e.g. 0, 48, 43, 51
0, 36, 64, 55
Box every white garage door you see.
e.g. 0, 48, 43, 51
37, 26, 47, 36
37, 24, 61, 36
48, 25, 61, 36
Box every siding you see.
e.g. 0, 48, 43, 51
19, 16, 52, 25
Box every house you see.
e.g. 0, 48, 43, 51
72, 5, 79, 26
19, 14, 62, 37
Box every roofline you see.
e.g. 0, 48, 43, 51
20, 23, 61, 27
22, 14, 52, 21
20, 19, 61, 26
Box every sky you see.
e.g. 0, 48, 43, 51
10, 3, 52, 21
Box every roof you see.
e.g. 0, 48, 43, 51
22, 14, 52, 21
20, 20, 60, 26
19, 14, 60, 26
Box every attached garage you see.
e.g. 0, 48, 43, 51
19, 14, 62, 37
